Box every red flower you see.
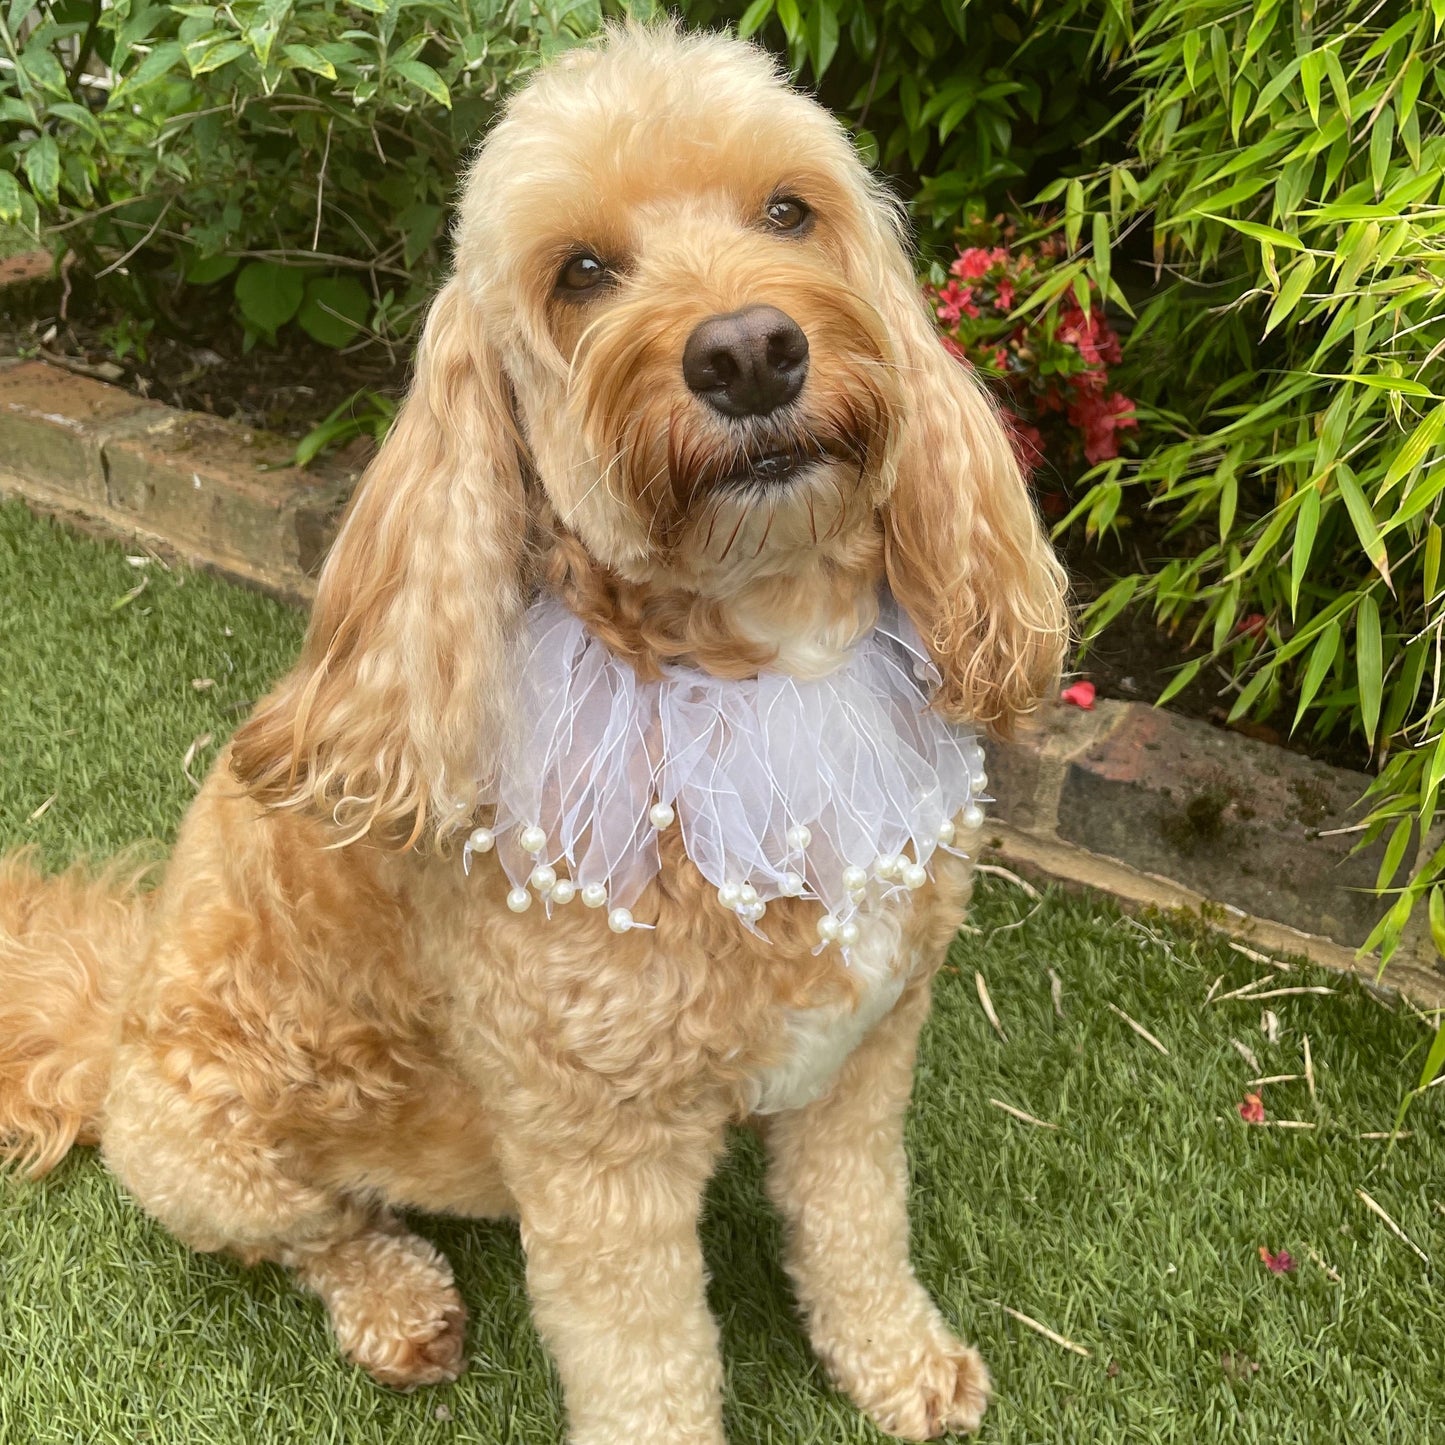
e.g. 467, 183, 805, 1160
1060, 680, 1096, 709
1239, 1092, 1266, 1124
939, 334, 968, 364
1067, 389, 1137, 465
1235, 613, 1267, 640
950, 247, 996, 281
934, 280, 980, 324
1058, 303, 1123, 369
995, 278, 1015, 311
1259, 1247, 1295, 1274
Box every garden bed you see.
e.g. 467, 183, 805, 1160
2, 262, 1366, 775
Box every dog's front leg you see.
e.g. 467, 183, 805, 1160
763, 975, 991, 1440
498, 1105, 729, 1445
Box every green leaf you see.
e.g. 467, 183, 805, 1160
1336, 464, 1393, 588
1196, 214, 1305, 250
1065, 178, 1084, 252
233, 261, 304, 339
1322, 45, 1351, 121
1370, 103, 1395, 195
1356, 592, 1383, 744
1264, 254, 1314, 335
1418, 1015, 1445, 1089
117, 39, 185, 91
185, 254, 238, 284
805, 1, 839, 78
21, 134, 60, 206
1377, 816, 1413, 890
281, 43, 336, 81
0, 169, 24, 226
392, 59, 450, 108
1156, 657, 1204, 707
736, 0, 774, 40
1293, 621, 1340, 730
1091, 211, 1110, 299
187, 38, 250, 76
1300, 49, 1324, 123
1290, 484, 1320, 615
1379, 402, 1445, 500
296, 274, 371, 348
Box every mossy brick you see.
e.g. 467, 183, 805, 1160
0, 361, 160, 505
102, 411, 338, 584
1057, 704, 1388, 948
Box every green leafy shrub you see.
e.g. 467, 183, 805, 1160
1049, 2, 1445, 980
0, 0, 634, 349
689, 0, 1120, 239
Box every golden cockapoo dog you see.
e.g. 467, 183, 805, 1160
0, 24, 1066, 1444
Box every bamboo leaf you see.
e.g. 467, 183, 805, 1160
1264, 254, 1314, 335
1336, 464, 1393, 588
1356, 592, 1383, 744
1293, 621, 1340, 729
1379, 402, 1445, 501
1290, 484, 1321, 616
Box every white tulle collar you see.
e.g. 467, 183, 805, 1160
464, 591, 987, 955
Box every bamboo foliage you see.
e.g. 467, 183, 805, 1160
1053, 0, 1445, 972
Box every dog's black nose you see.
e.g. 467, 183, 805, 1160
682, 305, 809, 418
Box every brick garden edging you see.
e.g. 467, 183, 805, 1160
4, 360, 1442, 1007
0, 359, 350, 603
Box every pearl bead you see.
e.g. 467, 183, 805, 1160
962, 802, 985, 831
607, 907, 633, 933
786, 824, 812, 850
519, 825, 546, 854
738, 882, 758, 906
841, 865, 868, 892
718, 882, 743, 909
649, 801, 675, 829
468, 826, 495, 854
973, 772, 989, 791
506, 887, 532, 913
817, 913, 840, 942
779, 871, 805, 896
875, 854, 900, 880
902, 862, 928, 890
937, 818, 956, 845
581, 883, 608, 909
551, 879, 576, 905
839, 920, 861, 946
529, 864, 556, 895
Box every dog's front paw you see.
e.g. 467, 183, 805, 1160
822, 1321, 991, 1439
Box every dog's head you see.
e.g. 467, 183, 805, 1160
232, 24, 1068, 845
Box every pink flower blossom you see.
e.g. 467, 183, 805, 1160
934, 280, 980, 324
1060, 680, 1096, 709
950, 247, 996, 281
1067, 389, 1137, 465
995, 278, 1015, 310
1259, 1247, 1296, 1274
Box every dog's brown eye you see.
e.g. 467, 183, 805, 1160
557, 253, 610, 295
765, 197, 811, 233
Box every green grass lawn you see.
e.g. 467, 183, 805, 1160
2, 497, 1443, 1443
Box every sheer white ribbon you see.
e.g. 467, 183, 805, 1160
464, 593, 987, 952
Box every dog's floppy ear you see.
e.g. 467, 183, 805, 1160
870, 225, 1069, 735
231, 278, 527, 845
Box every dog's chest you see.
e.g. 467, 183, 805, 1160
748, 908, 911, 1114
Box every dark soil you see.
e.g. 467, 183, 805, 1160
0, 264, 406, 442
1, 263, 1372, 777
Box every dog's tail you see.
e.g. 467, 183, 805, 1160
0, 849, 151, 1177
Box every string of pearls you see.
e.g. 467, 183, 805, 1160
470, 791, 987, 945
